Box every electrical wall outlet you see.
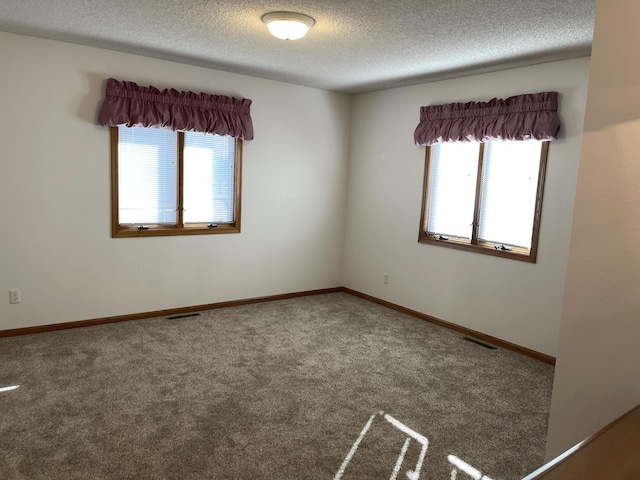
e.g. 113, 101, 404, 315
9, 289, 21, 304
384, 273, 389, 284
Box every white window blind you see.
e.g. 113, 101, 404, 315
478, 141, 542, 248
183, 133, 235, 224
118, 126, 177, 225
427, 142, 480, 239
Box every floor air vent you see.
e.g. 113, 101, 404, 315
463, 336, 497, 350
167, 313, 201, 320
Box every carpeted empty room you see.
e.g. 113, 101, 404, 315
0, 293, 553, 480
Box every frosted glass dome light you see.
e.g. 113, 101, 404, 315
262, 12, 315, 40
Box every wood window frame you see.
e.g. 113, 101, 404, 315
418, 141, 549, 263
110, 126, 242, 238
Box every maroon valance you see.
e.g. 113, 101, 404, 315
414, 92, 559, 146
98, 78, 254, 140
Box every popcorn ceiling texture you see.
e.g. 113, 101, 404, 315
0, 0, 594, 93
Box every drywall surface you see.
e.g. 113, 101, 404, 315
0, 32, 350, 330
343, 58, 590, 357
545, 0, 640, 460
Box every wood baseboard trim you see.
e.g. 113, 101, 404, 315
0, 286, 556, 365
342, 287, 556, 365
0, 287, 342, 338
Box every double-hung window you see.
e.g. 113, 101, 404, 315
111, 126, 241, 237
419, 139, 548, 262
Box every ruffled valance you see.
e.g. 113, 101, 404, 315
98, 78, 254, 140
414, 92, 559, 146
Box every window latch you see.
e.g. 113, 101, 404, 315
207, 223, 218, 228
137, 225, 149, 230
434, 235, 449, 241
495, 244, 512, 251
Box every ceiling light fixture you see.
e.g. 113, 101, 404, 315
262, 12, 315, 40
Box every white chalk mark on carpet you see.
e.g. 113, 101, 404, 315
0, 385, 19, 393
448, 454, 494, 480
334, 411, 429, 480
390, 437, 411, 480
333, 413, 377, 480
383, 413, 429, 480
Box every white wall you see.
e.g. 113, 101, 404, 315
344, 58, 590, 357
0, 30, 594, 363
545, 0, 640, 460
0, 32, 351, 330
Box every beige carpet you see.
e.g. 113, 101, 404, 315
0, 292, 553, 479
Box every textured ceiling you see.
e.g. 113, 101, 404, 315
0, 0, 595, 94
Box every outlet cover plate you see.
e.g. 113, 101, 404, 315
9, 289, 21, 304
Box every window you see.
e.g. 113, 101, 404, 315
111, 126, 242, 237
419, 140, 549, 262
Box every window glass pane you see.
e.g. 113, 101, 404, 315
479, 140, 542, 249
118, 126, 177, 225
428, 142, 480, 239
183, 133, 235, 224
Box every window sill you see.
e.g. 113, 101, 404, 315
113, 224, 241, 238
418, 232, 537, 263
